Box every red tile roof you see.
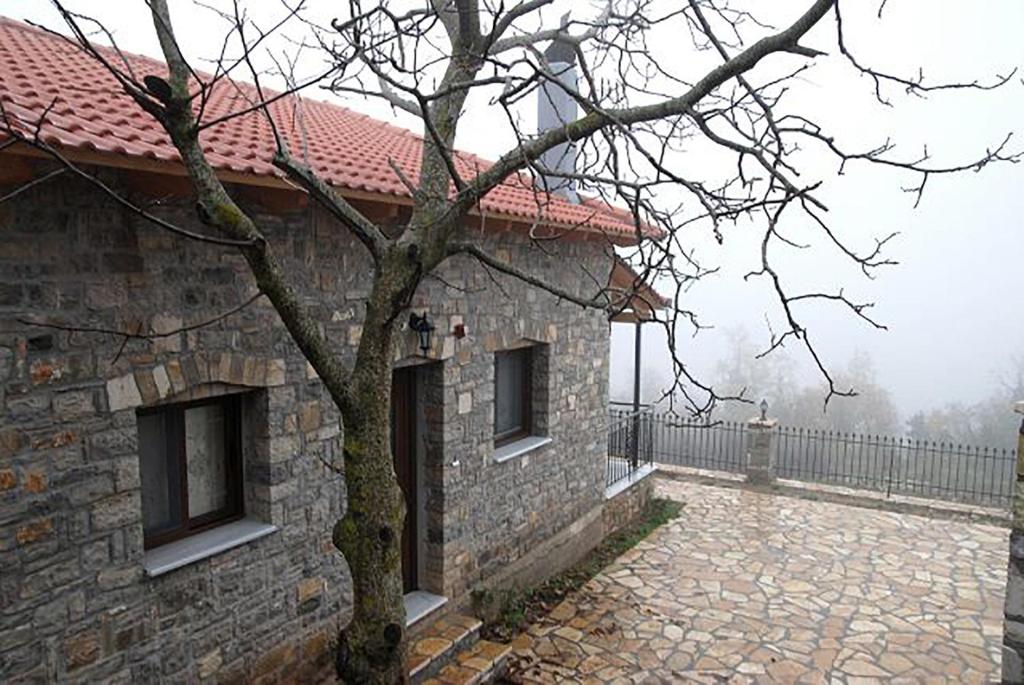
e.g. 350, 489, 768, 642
0, 16, 651, 242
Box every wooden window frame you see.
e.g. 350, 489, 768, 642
494, 347, 533, 447
138, 394, 245, 550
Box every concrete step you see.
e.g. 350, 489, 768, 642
421, 640, 511, 685
408, 613, 482, 683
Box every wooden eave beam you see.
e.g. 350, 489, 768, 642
1, 143, 645, 246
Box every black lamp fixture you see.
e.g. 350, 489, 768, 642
759, 398, 769, 422
409, 312, 434, 354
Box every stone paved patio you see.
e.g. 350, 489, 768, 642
506, 478, 1008, 683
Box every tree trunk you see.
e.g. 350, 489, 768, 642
333, 400, 407, 683
334, 251, 419, 683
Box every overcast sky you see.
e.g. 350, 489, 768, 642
2, 0, 1021, 423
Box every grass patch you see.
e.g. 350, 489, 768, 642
472, 497, 682, 641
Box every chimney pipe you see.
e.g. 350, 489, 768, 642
537, 34, 579, 204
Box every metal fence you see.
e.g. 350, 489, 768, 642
609, 402, 747, 475
606, 408, 654, 488
648, 414, 747, 474
609, 404, 1017, 509
775, 427, 1016, 509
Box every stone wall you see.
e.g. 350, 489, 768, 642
0, 167, 612, 682
602, 474, 654, 534
460, 475, 654, 603
1003, 401, 1024, 683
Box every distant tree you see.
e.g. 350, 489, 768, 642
817, 352, 899, 433
712, 328, 799, 422
711, 334, 898, 432
906, 355, 1024, 449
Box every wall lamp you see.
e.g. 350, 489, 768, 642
409, 312, 434, 354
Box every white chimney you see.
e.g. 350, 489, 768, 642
537, 36, 579, 204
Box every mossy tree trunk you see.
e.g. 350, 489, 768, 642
143, 7, 430, 678
332, 247, 423, 683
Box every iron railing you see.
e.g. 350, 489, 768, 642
606, 408, 654, 488
648, 414, 747, 474
775, 427, 1016, 509
610, 402, 747, 475
610, 405, 1018, 509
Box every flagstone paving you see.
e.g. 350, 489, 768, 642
506, 478, 1008, 683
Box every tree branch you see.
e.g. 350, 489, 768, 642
487, 1, 611, 54
19, 293, 264, 342
834, 0, 1017, 106
0, 106, 255, 248
447, 242, 609, 311
452, 0, 834, 221
272, 149, 390, 261
142, 0, 356, 411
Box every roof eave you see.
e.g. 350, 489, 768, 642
0, 141, 646, 245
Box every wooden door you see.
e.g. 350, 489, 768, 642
391, 367, 418, 593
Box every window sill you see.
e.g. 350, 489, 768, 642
142, 518, 278, 577
492, 436, 552, 464
404, 590, 448, 627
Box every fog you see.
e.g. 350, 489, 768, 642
3, 0, 1022, 431
605, 1, 1024, 427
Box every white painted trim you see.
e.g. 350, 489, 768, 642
604, 463, 655, 500
404, 590, 448, 627
143, 518, 278, 577
492, 436, 553, 464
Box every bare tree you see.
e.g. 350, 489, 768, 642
1, 0, 1017, 680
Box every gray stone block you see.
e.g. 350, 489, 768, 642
1010, 564, 1024, 618
53, 389, 96, 418
1005, 644, 1024, 684
91, 492, 139, 531
106, 374, 142, 412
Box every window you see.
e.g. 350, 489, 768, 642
494, 347, 533, 446
137, 395, 244, 549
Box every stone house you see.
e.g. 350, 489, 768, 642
0, 17, 658, 683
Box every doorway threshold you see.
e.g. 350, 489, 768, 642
404, 590, 448, 627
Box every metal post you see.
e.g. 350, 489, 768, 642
885, 440, 897, 498
631, 321, 642, 468
632, 321, 642, 412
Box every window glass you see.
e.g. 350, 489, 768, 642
495, 348, 531, 443
136, 394, 242, 548
185, 403, 228, 518
137, 411, 180, 537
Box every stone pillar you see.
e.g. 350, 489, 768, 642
1003, 400, 1024, 684
745, 416, 777, 485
